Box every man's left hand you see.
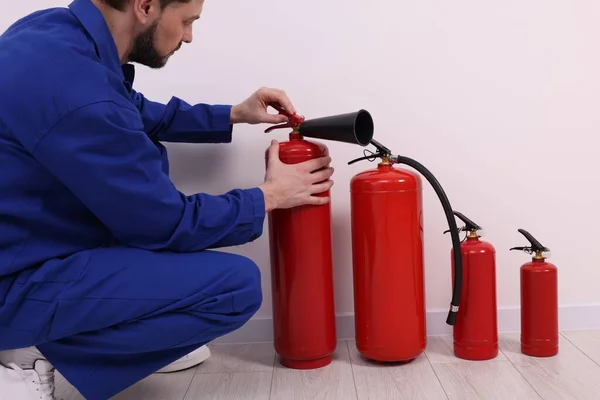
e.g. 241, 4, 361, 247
230, 87, 298, 125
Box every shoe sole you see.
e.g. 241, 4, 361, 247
156, 346, 211, 373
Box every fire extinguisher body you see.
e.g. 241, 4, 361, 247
267, 133, 337, 369
520, 259, 558, 357
511, 228, 558, 357
350, 163, 425, 362
451, 236, 498, 360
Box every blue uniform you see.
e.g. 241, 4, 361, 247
0, 0, 265, 398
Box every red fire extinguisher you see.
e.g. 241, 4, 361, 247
510, 229, 558, 357
348, 139, 463, 362
264, 103, 374, 369
445, 211, 498, 360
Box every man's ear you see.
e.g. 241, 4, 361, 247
132, 0, 161, 25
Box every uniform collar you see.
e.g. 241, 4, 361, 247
68, 0, 135, 87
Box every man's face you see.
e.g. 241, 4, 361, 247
129, 0, 203, 69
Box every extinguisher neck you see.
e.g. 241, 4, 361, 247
378, 154, 392, 166
467, 231, 480, 239
289, 130, 302, 140
443, 227, 482, 239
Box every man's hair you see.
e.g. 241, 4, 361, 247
102, 0, 191, 12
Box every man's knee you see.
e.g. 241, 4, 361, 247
233, 254, 263, 313
214, 252, 263, 316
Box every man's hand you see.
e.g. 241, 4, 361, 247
259, 140, 334, 212
231, 87, 297, 125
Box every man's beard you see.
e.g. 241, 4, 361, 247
129, 21, 169, 69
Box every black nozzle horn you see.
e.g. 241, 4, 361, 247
509, 228, 550, 252
298, 109, 373, 146
453, 211, 482, 231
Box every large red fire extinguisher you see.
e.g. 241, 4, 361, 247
445, 211, 498, 360
510, 229, 558, 357
264, 104, 374, 369
348, 139, 463, 362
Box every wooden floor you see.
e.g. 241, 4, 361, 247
55, 330, 600, 399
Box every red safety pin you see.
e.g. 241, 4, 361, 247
264, 102, 305, 133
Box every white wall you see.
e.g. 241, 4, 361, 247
4, 1, 600, 334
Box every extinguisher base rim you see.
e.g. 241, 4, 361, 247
520, 344, 559, 357
278, 354, 333, 370
453, 344, 499, 361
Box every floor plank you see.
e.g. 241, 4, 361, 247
561, 329, 600, 365
348, 340, 448, 400
500, 332, 600, 400
195, 343, 275, 374
113, 370, 197, 400
432, 361, 541, 400
55, 367, 197, 400
50, 330, 600, 400
183, 371, 272, 400
269, 340, 357, 400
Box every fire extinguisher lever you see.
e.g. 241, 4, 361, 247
509, 246, 529, 252
510, 229, 551, 258
347, 139, 392, 165
264, 102, 305, 133
369, 139, 391, 156
444, 211, 483, 238
347, 151, 384, 165
452, 211, 482, 232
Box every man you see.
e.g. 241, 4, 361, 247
0, 0, 334, 398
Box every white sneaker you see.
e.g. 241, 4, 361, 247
156, 345, 211, 373
0, 359, 56, 400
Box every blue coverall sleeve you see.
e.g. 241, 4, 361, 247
129, 89, 234, 143
30, 101, 265, 252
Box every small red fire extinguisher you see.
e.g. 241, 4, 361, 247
445, 211, 498, 360
348, 139, 463, 363
510, 229, 558, 357
264, 104, 374, 369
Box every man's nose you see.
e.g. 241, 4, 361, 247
183, 30, 193, 43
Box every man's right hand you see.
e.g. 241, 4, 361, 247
259, 140, 334, 212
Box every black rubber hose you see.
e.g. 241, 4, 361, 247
395, 155, 462, 325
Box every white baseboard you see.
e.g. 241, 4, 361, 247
212, 304, 600, 344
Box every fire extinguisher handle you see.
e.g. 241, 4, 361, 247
264, 102, 305, 133
452, 211, 482, 232
348, 152, 384, 165
370, 139, 391, 155
511, 229, 550, 253
443, 227, 463, 234
509, 246, 528, 251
